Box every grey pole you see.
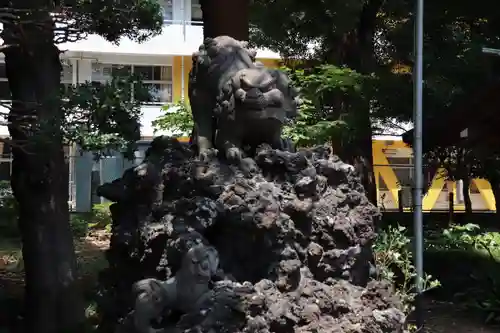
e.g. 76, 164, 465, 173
413, 0, 425, 330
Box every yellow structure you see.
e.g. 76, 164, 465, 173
373, 140, 496, 211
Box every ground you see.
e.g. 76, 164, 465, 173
422, 299, 499, 333
0, 231, 499, 332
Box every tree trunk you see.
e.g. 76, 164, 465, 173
456, 151, 472, 216
200, 0, 249, 40
2, 13, 85, 333
462, 177, 472, 215
322, 0, 382, 204
490, 179, 500, 219
346, 114, 377, 204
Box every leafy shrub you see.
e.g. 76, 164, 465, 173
281, 65, 373, 149
373, 225, 440, 315
0, 181, 16, 211
0, 181, 19, 238
89, 203, 112, 231
71, 202, 112, 237
152, 100, 193, 137
425, 223, 500, 324
70, 214, 91, 238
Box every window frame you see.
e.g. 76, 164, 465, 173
191, 0, 203, 23
90, 62, 173, 105
61, 59, 74, 85
162, 0, 173, 23
0, 62, 10, 102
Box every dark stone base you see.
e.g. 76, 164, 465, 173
96, 136, 404, 333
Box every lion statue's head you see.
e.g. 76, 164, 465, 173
190, 36, 299, 123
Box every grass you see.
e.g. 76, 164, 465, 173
0, 226, 110, 332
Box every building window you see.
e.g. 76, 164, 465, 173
61, 59, 73, 92
191, 0, 203, 24
0, 63, 10, 101
0, 142, 11, 181
91, 63, 173, 105
162, 0, 173, 23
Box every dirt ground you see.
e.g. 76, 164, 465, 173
0, 232, 499, 333
421, 299, 499, 333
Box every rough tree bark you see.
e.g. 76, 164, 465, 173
462, 177, 472, 215
200, 0, 249, 40
456, 150, 472, 215
2, 10, 85, 333
481, 158, 500, 219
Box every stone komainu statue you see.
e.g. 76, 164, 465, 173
188, 36, 299, 163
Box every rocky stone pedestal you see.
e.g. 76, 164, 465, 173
96, 136, 404, 333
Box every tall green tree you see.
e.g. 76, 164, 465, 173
250, 0, 409, 203
0, 1, 162, 332
424, 145, 500, 217
391, 0, 500, 212
250, 0, 500, 204
425, 147, 480, 214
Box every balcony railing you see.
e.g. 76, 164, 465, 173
162, 19, 203, 26
161, 19, 204, 43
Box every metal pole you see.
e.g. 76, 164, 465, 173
413, 0, 425, 330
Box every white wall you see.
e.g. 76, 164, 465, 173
58, 0, 281, 59
0, 0, 282, 138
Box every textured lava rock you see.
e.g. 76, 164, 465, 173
97, 136, 404, 333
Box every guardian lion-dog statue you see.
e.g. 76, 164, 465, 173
188, 36, 300, 164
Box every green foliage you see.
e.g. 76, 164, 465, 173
88, 203, 112, 231
55, 0, 164, 157
3, 1, 164, 157
0, 181, 17, 215
152, 100, 193, 137
0, 181, 18, 238
69, 0, 163, 43
424, 147, 479, 182
250, 0, 365, 60
250, 0, 500, 133
7, 0, 164, 45
250, 0, 415, 123
425, 224, 500, 324
373, 225, 440, 314
70, 214, 91, 238
283, 65, 370, 147
0, 180, 111, 238
70, 203, 113, 237
60, 75, 150, 157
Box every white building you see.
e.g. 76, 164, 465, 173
0, 0, 281, 212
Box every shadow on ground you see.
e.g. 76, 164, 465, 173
0, 230, 109, 332
419, 248, 500, 332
